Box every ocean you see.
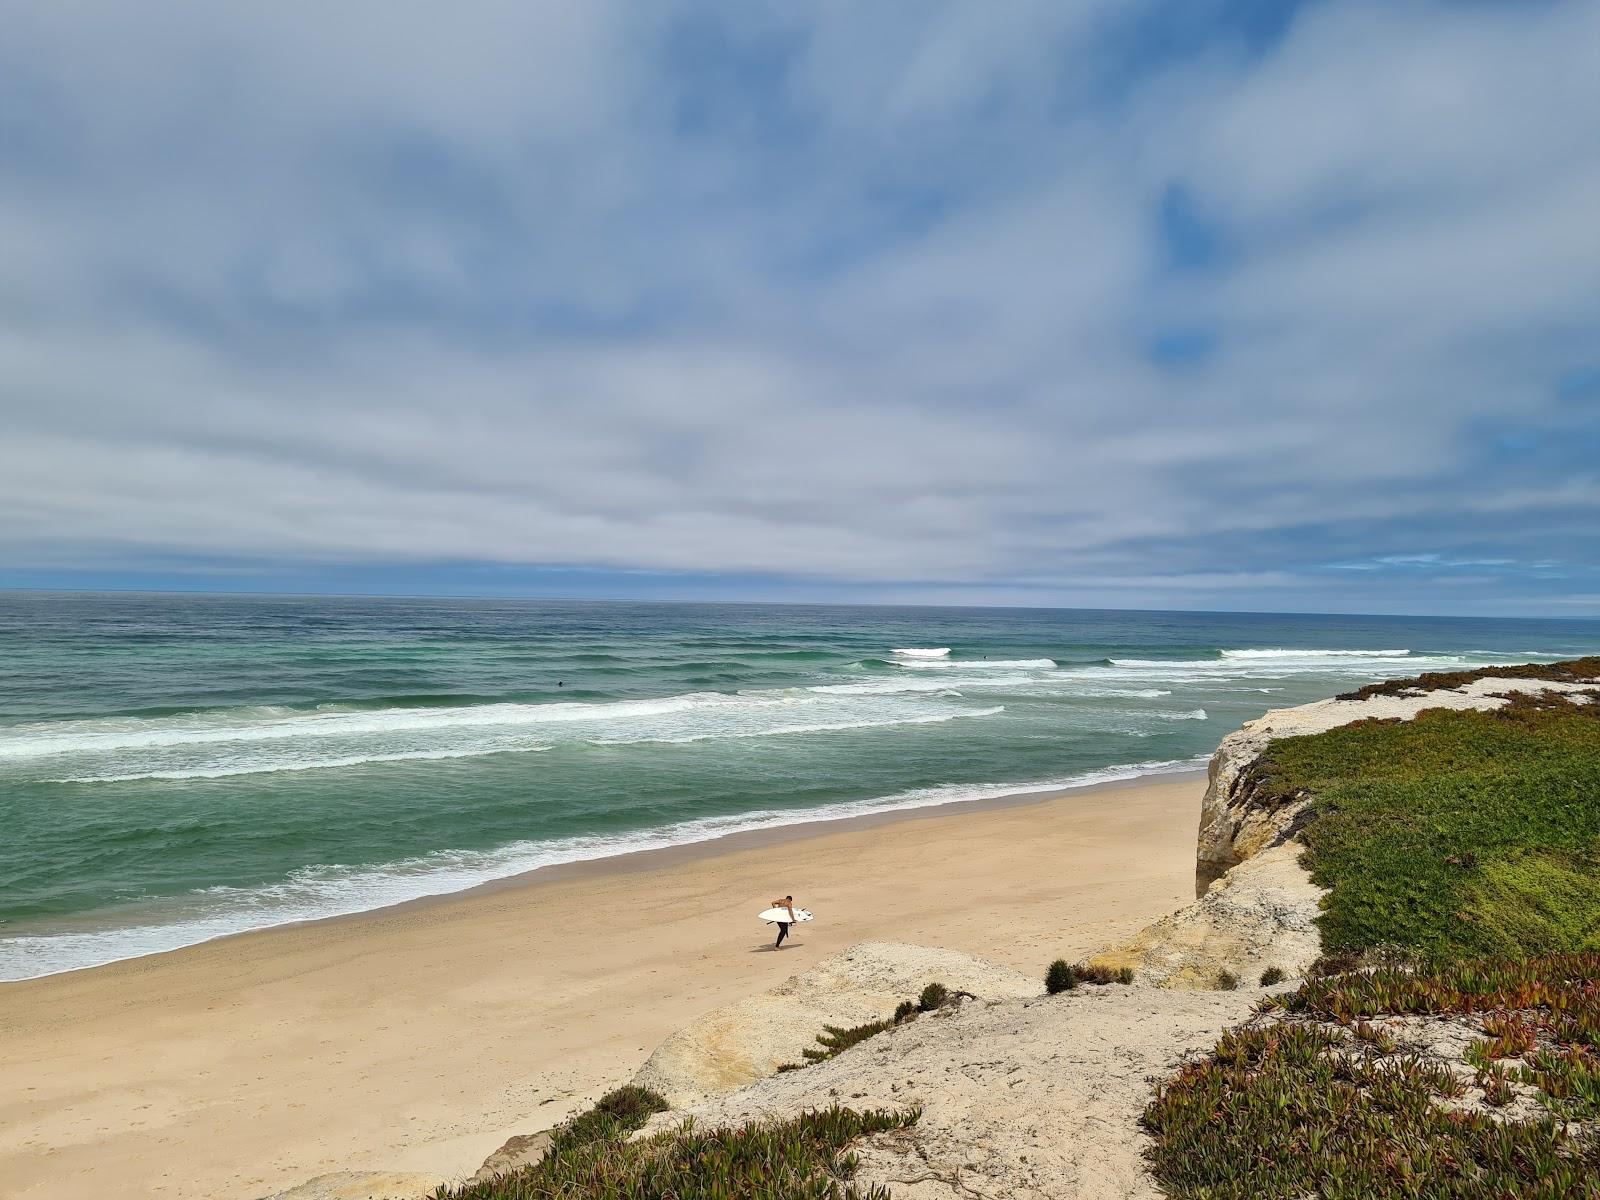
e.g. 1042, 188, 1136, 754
4, 592, 1598, 981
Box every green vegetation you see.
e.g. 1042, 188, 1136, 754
1043, 959, 1135, 992
779, 985, 952, 1074
1250, 690, 1600, 959
1147, 662, 1600, 1197
801, 1020, 901, 1064
1146, 955, 1600, 1198
1337, 656, 1600, 701
547, 1086, 669, 1152
437, 1104, 920, 1200
1045, 959, 1077, 994
1258, 967, 1285, 987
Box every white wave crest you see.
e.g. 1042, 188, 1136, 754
1220, 648, 1410, 659
897, 657, 1056, 671
806, 674, 1039, 696
891, 647, 950, 658
46, 744, 554, 784
0, 755, 1208, 981
5, 686, 1014, 785
1097, 652, 1468, 674
588, 706, 1004, 745
0, 693, 792, 758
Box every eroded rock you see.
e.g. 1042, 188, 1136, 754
469, 1130, 553, 1185
630, 941, 1038, 1105
261, 1170, 440, 1200
1087, 842, 1323, 988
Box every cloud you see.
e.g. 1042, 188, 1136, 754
0, 0, 1596, 614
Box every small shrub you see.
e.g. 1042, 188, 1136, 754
1480, 1063, 1517, 1107
1115, 966, 1135, 985
802, 1019, 896, 1062
1309, 949, 1363, 979
549, 1085, 668, 1151
1217, 970, 1240, 991
1073, 963, 1118, 985
437, 1105, 920, 1200
1260, 966, 1286, 987
786, 996, 925, 1073
1046, 959, 1079, 994
918, 982, 949, 1012
1351, 1019, 1398, 1054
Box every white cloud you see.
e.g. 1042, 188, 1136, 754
0, 0, 1596, 613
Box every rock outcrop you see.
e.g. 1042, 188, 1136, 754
631, 942, 1038, 1105
645, 983, 1262, 1200
262, 1171, 442, 1200
1087, 842, 1322, 989
468, 1131, 553, 1186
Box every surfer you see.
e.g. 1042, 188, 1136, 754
771, 895, 797, 949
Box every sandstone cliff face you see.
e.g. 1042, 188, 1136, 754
1089, 841, 1322, 990
631, 942, 1038, 1105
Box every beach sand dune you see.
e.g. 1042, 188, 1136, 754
0, 774, 1201, 1200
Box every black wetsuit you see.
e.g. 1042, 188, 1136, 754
775, 921, 790, 948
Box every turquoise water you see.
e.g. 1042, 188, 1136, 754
4, 592, 1599, 980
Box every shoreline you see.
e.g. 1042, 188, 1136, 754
2, 770, 1206, 1200
2, 760, 1206, 985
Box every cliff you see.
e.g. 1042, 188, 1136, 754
275, 662, 1600, 1198
1091, 670, 1600, 989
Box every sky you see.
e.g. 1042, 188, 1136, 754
1, 0, 1597, 616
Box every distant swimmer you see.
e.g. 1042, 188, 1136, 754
771, 894, 797, 949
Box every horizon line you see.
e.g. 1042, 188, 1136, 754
2, 583, 1597, 625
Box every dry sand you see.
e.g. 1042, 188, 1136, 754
0, 772, 1203, 1200
659, 981, 1264, 1200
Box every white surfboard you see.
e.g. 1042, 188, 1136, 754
758, 907, 813, 923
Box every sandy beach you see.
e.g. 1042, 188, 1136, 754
2, 772, 1203, 1200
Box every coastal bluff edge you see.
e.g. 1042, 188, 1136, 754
266, 663, 1600, 1199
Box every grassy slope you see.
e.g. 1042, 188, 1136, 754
1146, 666, 1600, 1198
1146, 956, 1600, 1199
1256, 693, 1600, 959
1337, 656, 1600, 702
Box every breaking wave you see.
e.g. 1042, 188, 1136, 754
5, 688, 1013, 785
0, 754, 1207, 981
1220, 648, 1411, 659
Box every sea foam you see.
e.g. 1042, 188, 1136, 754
9, 687, 1012, 784
0, 754, 1206, 982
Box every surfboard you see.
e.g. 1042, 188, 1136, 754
758, 907, 813, 923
